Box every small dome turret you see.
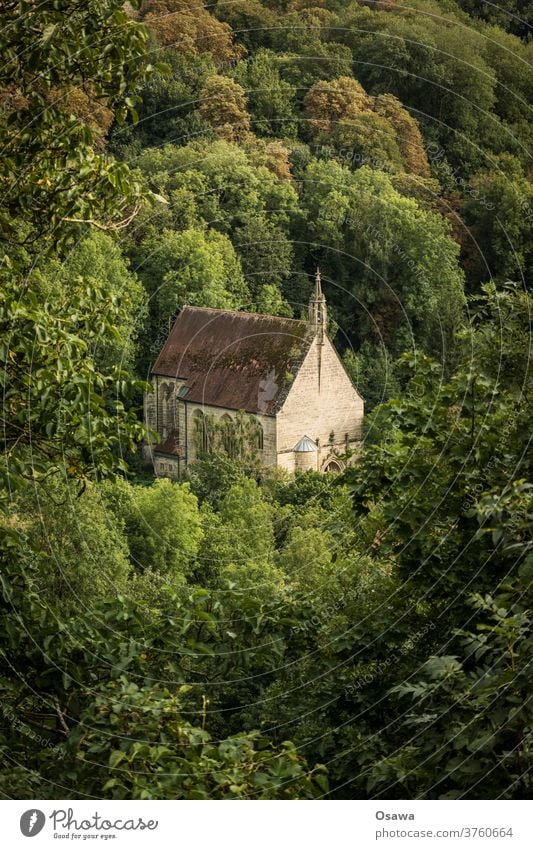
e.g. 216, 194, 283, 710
293, 435, 318, 471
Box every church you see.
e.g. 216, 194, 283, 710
143, 271, 364, 477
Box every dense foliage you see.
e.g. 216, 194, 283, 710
1, 0, 531, 800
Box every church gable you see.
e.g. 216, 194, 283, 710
277, 334, 363, 450
275, 270, 364, 471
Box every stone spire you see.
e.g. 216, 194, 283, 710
308, 267, 327, 341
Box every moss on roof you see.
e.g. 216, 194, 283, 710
152, 306, 312, 415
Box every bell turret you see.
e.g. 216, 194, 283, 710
308, 267, 327, 341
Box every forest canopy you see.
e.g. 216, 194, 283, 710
0, 0, 531, 800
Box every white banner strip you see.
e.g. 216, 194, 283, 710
2, 800, 532, 848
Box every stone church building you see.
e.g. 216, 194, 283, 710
144, 271, 364, 477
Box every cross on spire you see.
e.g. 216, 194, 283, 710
309, 266, 327, 335
315, 266, 322, 299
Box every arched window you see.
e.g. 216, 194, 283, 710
324, 459, 342, 474
193, 409, 208, 454
249, 417, 263, 451
220, 413, 235, 457
157, 381, 173, 437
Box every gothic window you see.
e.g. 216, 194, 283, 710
157, 381, 167, 437
193, 409, 209, 454
221, 414, 235, 457
157, 381, 175, 437
324, 460, 342, 474
167, 383, 176, 430
249, 417, 264, 451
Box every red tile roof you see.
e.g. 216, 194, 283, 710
152, 306, 312, 415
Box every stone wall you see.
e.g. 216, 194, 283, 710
144, 375, 185, 440
144, 376, 276, 475
275, 334, 364, 469
185, 402, 276, 467
143, 376, 185, 475
153, 455, 181, 479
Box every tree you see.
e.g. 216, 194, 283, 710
233, 215, 294, 300
214, 0, 279, 52
243, 138, 293, 181
197, 479, 282, 595
186, 453, 249, 508
374, 93, 430, 177
0, 268, 147, 501
334, 3, 505, 174
243, 539, 417, 791
256, 283, 293, 317
133, 138, 299, 236
139, 0, 246, 67
269, 8, 353, 90
356, 370, 533, 797
456, 0, 533, 39
126, 478, 203, 579
303, 77, 430, 176
233, 49, 298, 137
71, 677, 325, 799
199, 75, 251, 141
303, 76, 371, 137
480, 27, 533, 126
343, 342, 400, 412
278, 525, 333, 587
217, 479, 274, 559
0, 1, 154, 499
0, 553, 327, 798
299, 159, 465, 361
0, 0, 151, 252
368, 563, 533, 798
47, 86, 114, 146
36, 231, 147, 372
334, 110, 405, 173
460, 159, 533, 289
249, 285, 532, 798
126, 49, 216, 148
345, 284, 532, 611
136, 227, 250, 328
18, 477, 132, 613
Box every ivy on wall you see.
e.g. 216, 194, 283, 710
194, 410, 263, 461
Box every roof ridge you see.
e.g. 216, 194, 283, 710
152, 307, 317, 415
179, 305, 307, 323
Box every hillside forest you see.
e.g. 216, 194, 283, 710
0, 0, 532, 799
